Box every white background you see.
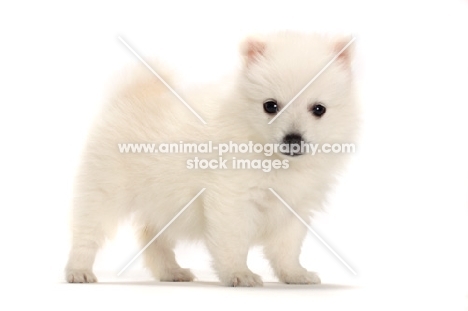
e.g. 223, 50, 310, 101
1, 0, 467, 310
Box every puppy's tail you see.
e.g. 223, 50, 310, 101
109, 59, 177, 103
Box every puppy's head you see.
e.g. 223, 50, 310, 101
237, 32, 359, 158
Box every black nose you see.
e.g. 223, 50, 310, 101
281, 133, 304, 157
282, 133, 303, 145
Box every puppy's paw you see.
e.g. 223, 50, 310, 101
280, 270, 321, 285
160, 268, 195, 282
66, 269, 97, 283
222, 271, 263, 287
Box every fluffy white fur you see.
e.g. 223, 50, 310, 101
65, 32, 359, 286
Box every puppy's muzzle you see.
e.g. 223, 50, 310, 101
281, 133, 304, 157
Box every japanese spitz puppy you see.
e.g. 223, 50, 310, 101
65, 32, 359, 286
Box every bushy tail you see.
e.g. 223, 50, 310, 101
109, 59, 176, 102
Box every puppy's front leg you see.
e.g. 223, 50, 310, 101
203, 190, 263, 287
264, 216, 321, 284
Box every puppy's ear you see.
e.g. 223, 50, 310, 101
240, 38, 266, 66
333, 36, 355, 67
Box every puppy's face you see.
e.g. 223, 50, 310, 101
238, 33, 359, 158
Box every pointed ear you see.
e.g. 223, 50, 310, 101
240, 38, 266, 66
333, 36, 355, 67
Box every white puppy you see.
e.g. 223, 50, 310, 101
65, 32, 359, 286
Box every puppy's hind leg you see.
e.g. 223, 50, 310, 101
65, 187, 123, 283
138, 227, 194, 282
65, 236, 100, 283
65, 201, 109, 283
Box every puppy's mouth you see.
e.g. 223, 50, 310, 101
279, 143, 304, 157
282, 152, 303, 157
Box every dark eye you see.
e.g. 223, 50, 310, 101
263, 99, 278, 114
311, 103, 326, 117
